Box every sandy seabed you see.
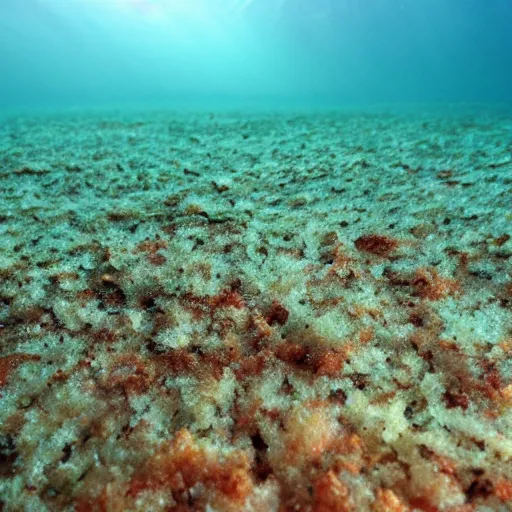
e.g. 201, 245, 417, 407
0, 106, 511, 511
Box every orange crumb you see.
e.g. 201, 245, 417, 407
133, 239, 168, 254
354, 234, 399, 257
338, 461, 361, 475
499, 339, 512, 354
409, 496, 439, 512
501, 384, 512, 402
93, 328, 116, 344
432, 454, 457, 475
233, 399, 262, 432
443, 390, 469, 410
249, 313, 273, 341
103, 354, 154, 395
283, 406, 336, 463
275, 342, 308, 366
266, 300, 289, 326
372, 489, 407, 512
359, 327, 374, 344
313, 470, 351, 512
127, 429, 253, 505
439, 339, 459, 351
329, 433, 364, 463
348, 305, 381, 320
157, 349, 198, 374
485, 366, 502, 391
210, 289, 245, 309
50, 369, 69, 383
315, 350, 345, 376
147, 252, 166, 266
234, 352, 269, 379
216, 465, 253, 502
328, 245, 355, 273
412, 268, 460, 301
495, 478, 512, 501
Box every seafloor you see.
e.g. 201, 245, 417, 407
0, 106, 511, 512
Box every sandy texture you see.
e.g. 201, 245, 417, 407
0, 107, 511, 511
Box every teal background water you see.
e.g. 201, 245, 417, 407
1, 0, 511, 109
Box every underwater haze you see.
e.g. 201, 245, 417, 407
1, 0, 512, 108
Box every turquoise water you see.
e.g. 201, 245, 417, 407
1, 0, 511, 109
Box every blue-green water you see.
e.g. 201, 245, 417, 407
1, 0, 511, 109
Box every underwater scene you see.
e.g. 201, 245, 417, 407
1, 1, 512, 511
